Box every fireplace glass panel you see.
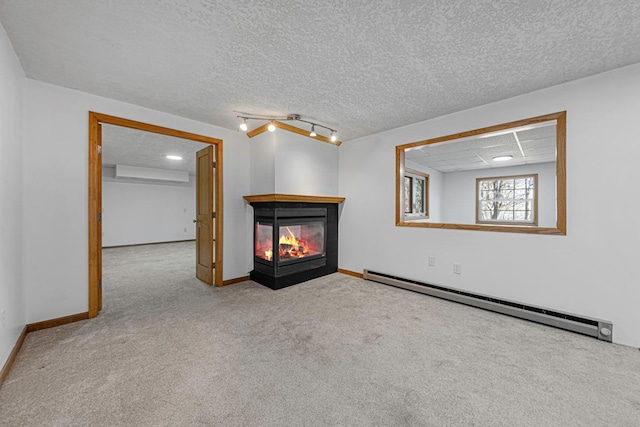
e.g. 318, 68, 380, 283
278, 222, 325, 262
255, 221, 274, 262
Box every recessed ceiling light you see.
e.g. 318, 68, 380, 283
492, 155, 513, 162
166, 155, 182, 160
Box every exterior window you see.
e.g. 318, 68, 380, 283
404, 169, 429, 217
477, 174, 537, 225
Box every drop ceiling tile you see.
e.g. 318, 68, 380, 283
516, 126, 557, 142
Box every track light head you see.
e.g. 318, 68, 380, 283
330, 131, 338, 142
267, 122, 276, 132
239, 118, 248, 132
310, 125, 317, 137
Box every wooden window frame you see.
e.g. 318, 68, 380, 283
395, 111, 566, 235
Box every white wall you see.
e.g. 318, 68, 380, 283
339, 63, 640, 347
23, 79, 251, 323
249, 131, 276, 194
0, 22, 26, 368
249, 129, 340, 196
441, 162, 556, 226
102, 168, 196, 247
274, 131, 339, 196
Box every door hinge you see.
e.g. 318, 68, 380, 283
211, 212, 216, 219
211, 262, 216, 269
98, 279, 102, 289
97, 145, 102, 155
98, 212, 102, 221
212, 161, 216, 168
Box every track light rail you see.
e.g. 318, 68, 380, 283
235, 112, 338, 141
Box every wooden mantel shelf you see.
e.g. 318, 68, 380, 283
243, 194, 345, 204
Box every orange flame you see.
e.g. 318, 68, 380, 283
279, 227, 299, 246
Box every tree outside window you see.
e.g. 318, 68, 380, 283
477, 174, 537, 225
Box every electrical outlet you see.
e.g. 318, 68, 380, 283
428, 256, 436, 267
453, 263, 462, 274
184, 228, 187, 232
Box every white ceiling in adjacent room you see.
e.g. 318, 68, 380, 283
405, 123, 557, 172
101, 124, 205, 174
1, 1, 640, 141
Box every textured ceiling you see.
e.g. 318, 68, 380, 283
1, 1, 640, 141
102, 124, 204, 174
405, 122, 556, 172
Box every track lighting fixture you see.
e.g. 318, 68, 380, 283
235, 112, 338, 141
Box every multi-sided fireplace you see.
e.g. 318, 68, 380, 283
244, 195, 344, 290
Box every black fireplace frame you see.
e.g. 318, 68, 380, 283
249, 201, 339, 289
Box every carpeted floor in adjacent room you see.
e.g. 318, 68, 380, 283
1, 241, 639, 426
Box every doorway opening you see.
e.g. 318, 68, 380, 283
88, 112, 223, 318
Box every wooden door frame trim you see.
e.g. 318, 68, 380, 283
88, 112, 224, 318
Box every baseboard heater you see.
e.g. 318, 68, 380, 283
363, 270, 613, 342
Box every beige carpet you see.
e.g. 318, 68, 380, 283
1, 241, 639, 426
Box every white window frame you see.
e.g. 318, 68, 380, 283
476, 174, 538, 226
